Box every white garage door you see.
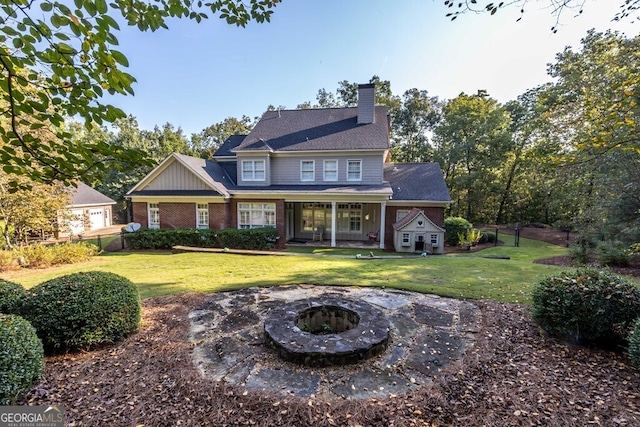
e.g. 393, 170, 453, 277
69, 209, 85, 234
89, 209, 105, 230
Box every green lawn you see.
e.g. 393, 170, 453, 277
3, 236, 577, 303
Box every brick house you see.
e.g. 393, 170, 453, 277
126, 84, 451, 253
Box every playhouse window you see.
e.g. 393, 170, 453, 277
401, 233, 411, 247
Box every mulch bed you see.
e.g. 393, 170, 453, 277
18, 227, 640, 426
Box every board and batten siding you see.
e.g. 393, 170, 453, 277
144, 161, 211, 191
270, 154, 384, 185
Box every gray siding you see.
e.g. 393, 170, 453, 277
237, 155, 271, 187
271, 154, 384, 185
145, 161, 210, 191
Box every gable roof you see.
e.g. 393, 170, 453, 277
393, 208, 444, 231
69, 182, 116, 207
232, 106, 389, 153
126, 153, 231, 197
384, 163, 451, 202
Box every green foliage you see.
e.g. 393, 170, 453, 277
444, 217, 472, 246
0, 280, 26, 314
14, 242, 98, 269
0, 250, 19, 272
217, 228, 280, 250
457, 228, 483, 247
123, 228, 218, 249
0, 314, 45, 405
568, 236, 594, 265
531, 269, 640, 346
596, 240, 631, 267
628, 318, 640, 367
21, 271, 141, 353
478, 230, 497, 244
0, 0, 278, 186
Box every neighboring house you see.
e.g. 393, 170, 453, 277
64, 182, 116, 235
126, 84, 451, 252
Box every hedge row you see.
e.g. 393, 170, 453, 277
0, 242, 98, 272
124, 227, 280, 251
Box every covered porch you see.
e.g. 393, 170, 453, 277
284, 200, 387, 249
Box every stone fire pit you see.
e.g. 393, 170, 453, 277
264, 296, 390, 367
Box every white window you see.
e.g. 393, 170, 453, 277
401, 233, 411, 247
238, 203, 276, 229
396, 209, 410, 222
337, 203, 362, 233
197, 204, 208, 229
148, 203, 160, 229
347, 160, 362, 181
300, 160, 315, 182
242, 160, 265, 181
430, 234, 439, 246
323, 160, 338, 181
302, 203, 332, 232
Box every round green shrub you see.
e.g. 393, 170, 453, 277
628, 318, 640, 367
531, 269, 640, 346
0, 279, 26, 314
444, 217, 472, 246
22, 271, 141, 353
0, 314, 44, 405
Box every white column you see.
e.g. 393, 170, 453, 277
331, 201, 337, 247
379, 201, 386, 250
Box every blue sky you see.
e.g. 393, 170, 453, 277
108, 1, 638, 136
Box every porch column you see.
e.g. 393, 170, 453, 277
331, 202, 337, 247
379, 201, 386, 250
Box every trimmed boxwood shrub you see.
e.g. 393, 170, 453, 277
217, 227, 280, 250
0, 314, 44, 405
0, 279, 25, 314
21, 271, 141, 353
124, 228, 218, 250
531, 269, 640, 346
444, 217, 472, 246
628, 318, 640, 367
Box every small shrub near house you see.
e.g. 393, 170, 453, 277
123, 228, 218, 250
628, 319, 640, 367
596, 240, 631, 267
217, 227, 280, 250
531, 269, 640, 346
0, 314, 45, 405
21, 271, 141, 353
444, 217, 472, 246
0, 279, 26, 314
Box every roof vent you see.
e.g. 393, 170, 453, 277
357, 84, 375, 124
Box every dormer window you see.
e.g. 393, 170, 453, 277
242, 160, 265, 181
347, 160, 362, 181
300, 160, 315, 182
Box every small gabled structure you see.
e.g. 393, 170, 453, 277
65, 182, 116, 235
393, 208, 445, 254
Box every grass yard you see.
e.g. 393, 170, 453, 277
5, 236, 570, 303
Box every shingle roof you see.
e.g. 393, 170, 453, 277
173, 153, 231, 197
214, 135, 246, 157
383, 163, 451, 202
69, 182, 116, 207
233, 106, 389, 152
393, 207, 424, 230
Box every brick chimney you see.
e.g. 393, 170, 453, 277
357, 83, 375, 124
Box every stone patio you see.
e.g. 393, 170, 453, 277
188, 285, 481, 400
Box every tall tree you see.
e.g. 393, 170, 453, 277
390, 89, 442, 163
0, 0, 279, 186
190, 116, 254, 159
0, 173, 71, 248
444, 1, 638, 29
434, 90, 511, 222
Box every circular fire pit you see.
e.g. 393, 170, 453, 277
264, 296, 390, 367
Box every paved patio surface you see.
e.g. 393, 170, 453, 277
189, 285, 481, 400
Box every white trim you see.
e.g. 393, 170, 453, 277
347, 159, 362, 182
148, 202, 160, 229
241, 159, 266, 181
323, 159, 338, 181
196, 203, 209, 229
300, 160, 315, 182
